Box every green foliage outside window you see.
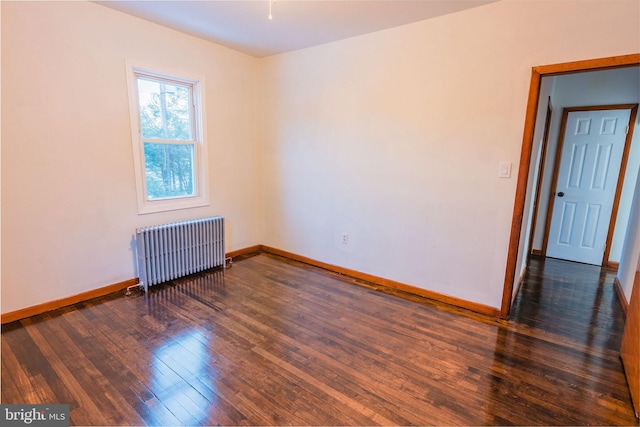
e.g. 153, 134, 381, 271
137, 78, 195, 199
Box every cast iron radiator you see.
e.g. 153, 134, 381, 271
135, 216, 225, 292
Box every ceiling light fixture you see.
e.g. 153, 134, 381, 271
269, 0, 275, 20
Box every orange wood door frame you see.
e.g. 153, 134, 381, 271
528, 99, 553, 257
501, 54, 640, 319
620, 265, 640, 418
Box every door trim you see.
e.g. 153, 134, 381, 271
528, 98, 553, 257
541, 104, 638, 265
500, 53, 640, 319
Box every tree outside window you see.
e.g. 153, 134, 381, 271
137, 78, 195, 199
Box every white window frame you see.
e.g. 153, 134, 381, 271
126, 61, 209, 214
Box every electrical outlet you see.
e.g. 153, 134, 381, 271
342, 233, 349, 244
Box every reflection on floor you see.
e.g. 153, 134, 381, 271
511, 256, 624, 351
1, 253, 637, 425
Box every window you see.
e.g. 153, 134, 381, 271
127, 63, 208, 214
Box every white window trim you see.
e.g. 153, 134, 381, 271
126, 61, 209, 214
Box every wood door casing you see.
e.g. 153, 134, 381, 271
621, 263, 640, 418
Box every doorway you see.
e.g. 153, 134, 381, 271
543, 105, 637, 266
501, 54, 640, 319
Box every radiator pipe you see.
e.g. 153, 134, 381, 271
125, 282, 142, 296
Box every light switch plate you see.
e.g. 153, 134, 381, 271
499, 161, 512, 178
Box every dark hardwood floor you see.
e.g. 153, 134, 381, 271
2, 253, 638, 426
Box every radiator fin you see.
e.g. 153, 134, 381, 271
136, 216, 224, 292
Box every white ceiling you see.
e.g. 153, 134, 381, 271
96, 1, 497, 58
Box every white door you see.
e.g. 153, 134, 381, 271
546, 108, 631, 265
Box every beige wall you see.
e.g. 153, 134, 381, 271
260, 0, 640, 308
2, 0, 639, 315
1, 1, 262, 313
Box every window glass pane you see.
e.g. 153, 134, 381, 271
137, 78, 192, 140
144, 143, 195, 199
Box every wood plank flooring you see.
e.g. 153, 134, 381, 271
2, 253, 638, 425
